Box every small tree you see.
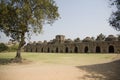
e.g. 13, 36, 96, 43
0, 43, 8, 52
109, 0, 120, 31
117, 34, 120, 41
0, 0, 59, 61
96, 33, 106, 41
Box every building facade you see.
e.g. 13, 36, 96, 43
24, 35, 120, 53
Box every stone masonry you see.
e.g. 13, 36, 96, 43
24, 34, 120, 53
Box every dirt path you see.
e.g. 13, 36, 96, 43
0, 59, 120, 80
0, 63, 87, 80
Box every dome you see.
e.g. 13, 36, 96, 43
74, 38, 81, 42
83, 37, 93, 42
65, 39, 73, 43
105, 35, 117, 41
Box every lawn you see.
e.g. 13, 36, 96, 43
0, 52, 119, 65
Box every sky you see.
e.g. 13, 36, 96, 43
0, 0, 119, 43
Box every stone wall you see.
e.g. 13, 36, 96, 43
24, 35, 120, 53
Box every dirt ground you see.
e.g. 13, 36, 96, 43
0, 59, 120, 80
0, 63, 86, 80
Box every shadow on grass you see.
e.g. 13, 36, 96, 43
0, 58, 12, 65
76, 59, 120, 80
0, 58, 31, 65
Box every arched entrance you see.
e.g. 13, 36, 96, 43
65, 47, 69, 53
109, 45, 114, 53
56, 47, 58, 53
36, 48, 37, 52
30, 48, 32, 52
41, 48, 43, 52
96, 46, 101, 53
74, 47, 78, 53
47, 47, 50, 53
84, 46, 88, 53
51, 50, 54, 53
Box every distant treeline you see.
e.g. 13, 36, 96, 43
0, 43, 18, 52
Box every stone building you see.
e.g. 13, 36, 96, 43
24, 34, 120, 53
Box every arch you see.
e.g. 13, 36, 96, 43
30, 48, 32, 52
36, 48, 37, 52
51, 50, 54, 53
41, 48, 44, 52
65, 47, 69, 53
60, 50, 63, 53
96, 46, 101, 53
56, 47, 59, 53
74, 47, 78, 53
47, 47, 50, 53
84, 46, 88, 53
108, 45, 114, 53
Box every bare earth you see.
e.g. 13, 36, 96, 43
0, 59, 120, 80
0, 54, 120, 80
0, 63, 86, 80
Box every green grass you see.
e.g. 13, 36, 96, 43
0, 52, 119, 65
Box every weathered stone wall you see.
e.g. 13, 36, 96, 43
24, 35, 120, 53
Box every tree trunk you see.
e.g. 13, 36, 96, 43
16, 43, 22, 59
15, 32, 25, 61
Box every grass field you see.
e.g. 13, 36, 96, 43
0, 52, 119, 65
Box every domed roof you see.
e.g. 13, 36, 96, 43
105, 35, 117, 41
83, 37, 93, 42
74, 38, 80, 42
65, 39, 73, 43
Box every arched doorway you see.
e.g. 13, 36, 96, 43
60, 50, 63, 53
30, 48, 32, 52
47, 47, 50, 53
74, 47, 78, 53
84, 46, 88, 53
65, 47, 69, 53
109, 45, 114, 53
56, 47, 58, 53
96, 46, 101, 53
41, 48, 43, 52
52, 50, 54, 53
36, 48, 37, 52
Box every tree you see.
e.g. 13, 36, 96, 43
109, 0, 120, 31
0, 43, 8, 52
96, 33, 105, 41
117, 34, 120, 41
0, 0, 59, 61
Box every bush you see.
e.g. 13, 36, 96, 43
0, 43, 8, 52
7, 44, 18, 52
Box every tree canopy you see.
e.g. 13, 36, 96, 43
0, 0, 59, 60
109, 0, 120, 31
96, 33, 105, 41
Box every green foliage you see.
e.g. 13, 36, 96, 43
0, 0, 59, 41
7, 44, 19, 52
0, 43, 19, 52
109, 0, 120, 31
0, 0, 59, 58
0, 43, 8, 52
117, 35, 120, 41
96, 33, 106, 41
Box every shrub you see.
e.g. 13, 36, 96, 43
7, 44, 18, 52
0, 43, 8, 52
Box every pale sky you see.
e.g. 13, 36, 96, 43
0, 0, 119, 43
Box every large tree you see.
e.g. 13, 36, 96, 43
109, 0, 120, 31
0, 0, 59, 61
